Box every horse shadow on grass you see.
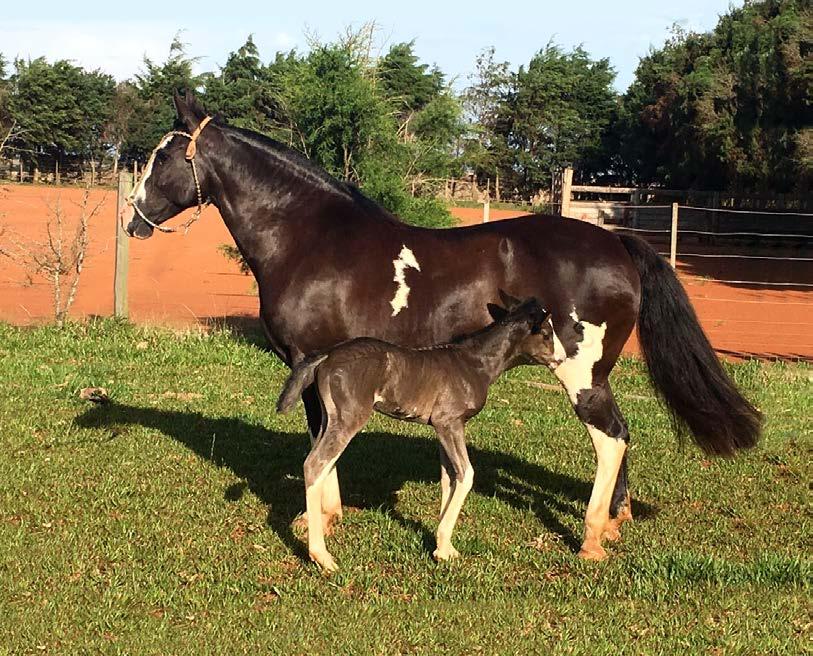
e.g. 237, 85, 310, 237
74, 403, 655, 560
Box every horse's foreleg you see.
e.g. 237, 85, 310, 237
571, 382, 630, 560
302, 384, 342, 534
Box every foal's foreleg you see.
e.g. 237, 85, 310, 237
433, 421, 473, 562
302, 384, 342, 534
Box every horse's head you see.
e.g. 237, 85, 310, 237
121, 91, 215, 239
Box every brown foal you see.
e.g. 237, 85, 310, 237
277, 296, 555, 572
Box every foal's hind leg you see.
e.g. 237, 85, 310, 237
302, 384, 343, 534
439, 444, 455, 518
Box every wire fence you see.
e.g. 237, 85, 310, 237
606, 203, 813, 294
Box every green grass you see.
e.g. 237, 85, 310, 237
0, 319, 809, 654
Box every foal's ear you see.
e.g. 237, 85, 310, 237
498, 289, 522, 310
487, 303, 509, 322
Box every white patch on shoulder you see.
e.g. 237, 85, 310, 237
390, 245, 421, 316
550, 316, 567, 367
552, 307, 607, 404
132, 134, 175, 203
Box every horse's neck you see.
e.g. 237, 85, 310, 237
459, 327, 518, 382
208, 134, 355, 269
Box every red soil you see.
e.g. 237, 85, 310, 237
1, 186, 810, 361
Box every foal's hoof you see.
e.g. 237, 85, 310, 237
577, 544, 607, 561
309, 550, 338, 573
602, 524, 622, 542
433, 545, 460, 562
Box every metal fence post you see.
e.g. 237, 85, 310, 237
114, 172, 132, 318
670, 202, 679, 268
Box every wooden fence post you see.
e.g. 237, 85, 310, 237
483, 198, 490, 223
114, 171, 132, 318
561, 167, 573, 217
670, 202, 679, 269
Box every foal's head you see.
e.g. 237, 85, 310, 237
121, 91, 219, 239
488, 295, 555, 367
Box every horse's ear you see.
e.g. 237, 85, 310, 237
173, 89, 206, 130
487, 303, 508, 322
498, 289, 522, 310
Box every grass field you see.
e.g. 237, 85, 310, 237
0, 320, 809, 655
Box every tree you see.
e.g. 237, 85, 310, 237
476, 44, 617, 198
379, 41, 444, 124
7, 58, 114, 177
461, 47, 512, 182
203, 35, 275, 132
123, 36, 200, 160
618, 0, 811, 191
378, 42, 464, 190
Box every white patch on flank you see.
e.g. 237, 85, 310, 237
552, 307, 607, 404
390, 245, 421, 316
132, 134, 175, 203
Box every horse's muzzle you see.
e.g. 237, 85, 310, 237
126, 217, 155, 240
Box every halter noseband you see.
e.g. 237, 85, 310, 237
125, 115, 213, 234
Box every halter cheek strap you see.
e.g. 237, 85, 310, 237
125, 115, 213, 235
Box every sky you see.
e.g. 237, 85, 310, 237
2, 0, 741, 92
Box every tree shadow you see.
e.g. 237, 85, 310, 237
74, 403, 656, 559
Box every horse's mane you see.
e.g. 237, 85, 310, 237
218, 122, 405, 225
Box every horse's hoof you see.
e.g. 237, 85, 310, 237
309, 550, 338, 573
433, 545, 460, 562
602, 524, 622, 542
577, 544, 607, 561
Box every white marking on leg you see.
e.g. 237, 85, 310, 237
434, 465, 473, 561
552, 308, 607, 403
317, 382, 342, 524
580, 424, 626, 559
132, 134, 175, 203
390, 245, 421, 316
373, 393, 384, 403
306, 453, 341, 572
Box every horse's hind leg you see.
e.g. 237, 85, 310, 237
302, 384, 343, 534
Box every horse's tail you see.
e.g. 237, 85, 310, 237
618, 234, 761, 456
276, 353, 329, 414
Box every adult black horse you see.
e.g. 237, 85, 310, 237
121, 92, 760, 561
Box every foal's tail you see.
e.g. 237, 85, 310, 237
618, 234, 761, 456
276, 354, 329, 414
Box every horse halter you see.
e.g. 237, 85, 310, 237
125, 115, 213, 234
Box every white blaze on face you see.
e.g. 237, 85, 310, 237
132, 134, 175, 203
552, 307, 607, 404
390, 245, 421, 316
